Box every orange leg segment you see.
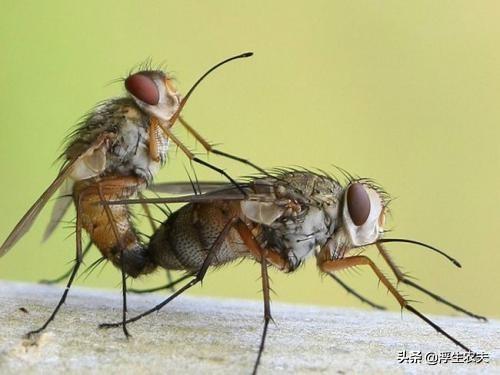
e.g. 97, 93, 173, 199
158, 122, 245, 194
235, 220, 289, 271
148, 117, 162, 162
178, 116, 213, 151
319, 255, 472, 352
320, 255, 406, 307
159, 123, 194, 158
178, 116, 269, 176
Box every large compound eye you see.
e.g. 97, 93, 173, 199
346, 183, 371, 226
125, 74, 159, 105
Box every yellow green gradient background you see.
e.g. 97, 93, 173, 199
0, 1, 499, 318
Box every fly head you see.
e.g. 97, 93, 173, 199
125, 70, 181, 122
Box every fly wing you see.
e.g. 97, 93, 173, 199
42, 179, 74, 242
105, 193, 268, 206
0, 160, 77, 256
151, 176, 279, 195
0, 134, 111, 256
109, 186, 276, 207
150, 181, 238, 195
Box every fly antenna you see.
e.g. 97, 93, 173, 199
375, 238, 461, 268
168, 52, 253, 126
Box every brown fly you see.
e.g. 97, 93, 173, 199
96, 169, 485, 374
0, 52, 264, 337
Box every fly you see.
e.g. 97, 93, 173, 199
0, 52, 263, 337
95, 169, 486, 374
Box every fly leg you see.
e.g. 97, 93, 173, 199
101, 217, 286, 373
129, 273, 194, 294
253, 254, 271, 375
98, 216, 240, 329
234, 221, 289, 270
329, 274, 386, 310
319, 255, 472, 352
25, 193, 86, 337
151, 52, 257, 192
97, 184, 131, 338
376, 243, 487, 321
160, 126, 247, 196
233, 222, 282, 375
178, 116, 270, 176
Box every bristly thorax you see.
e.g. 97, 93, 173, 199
63, 97, 169, 184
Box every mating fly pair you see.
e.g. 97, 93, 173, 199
0, 52, 263, 337
0, 53, 486, 374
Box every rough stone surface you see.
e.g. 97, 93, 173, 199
0, 281, 497, 374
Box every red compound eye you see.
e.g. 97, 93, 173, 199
346, 183, 371, 226
125, 73, 159, 105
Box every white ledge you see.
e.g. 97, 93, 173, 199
0, 281, 497, 374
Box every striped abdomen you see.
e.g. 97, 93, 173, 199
148, 202, 248, 271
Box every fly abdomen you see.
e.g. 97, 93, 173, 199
119, 244, 157, 278
148, 206, 207, 271
74, 175, 158, 277
148, 203, 246, 271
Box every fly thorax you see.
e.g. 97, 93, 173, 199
274, 206, 334, 269
109, 117, 169, 184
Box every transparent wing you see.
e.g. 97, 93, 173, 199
42, 180, 73, 242
106, 189, 275, 207
150, 181, 238, 195
0, 161, 76, 256
0, 135, 110, 256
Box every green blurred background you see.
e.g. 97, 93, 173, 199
0, 1, 498, 318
